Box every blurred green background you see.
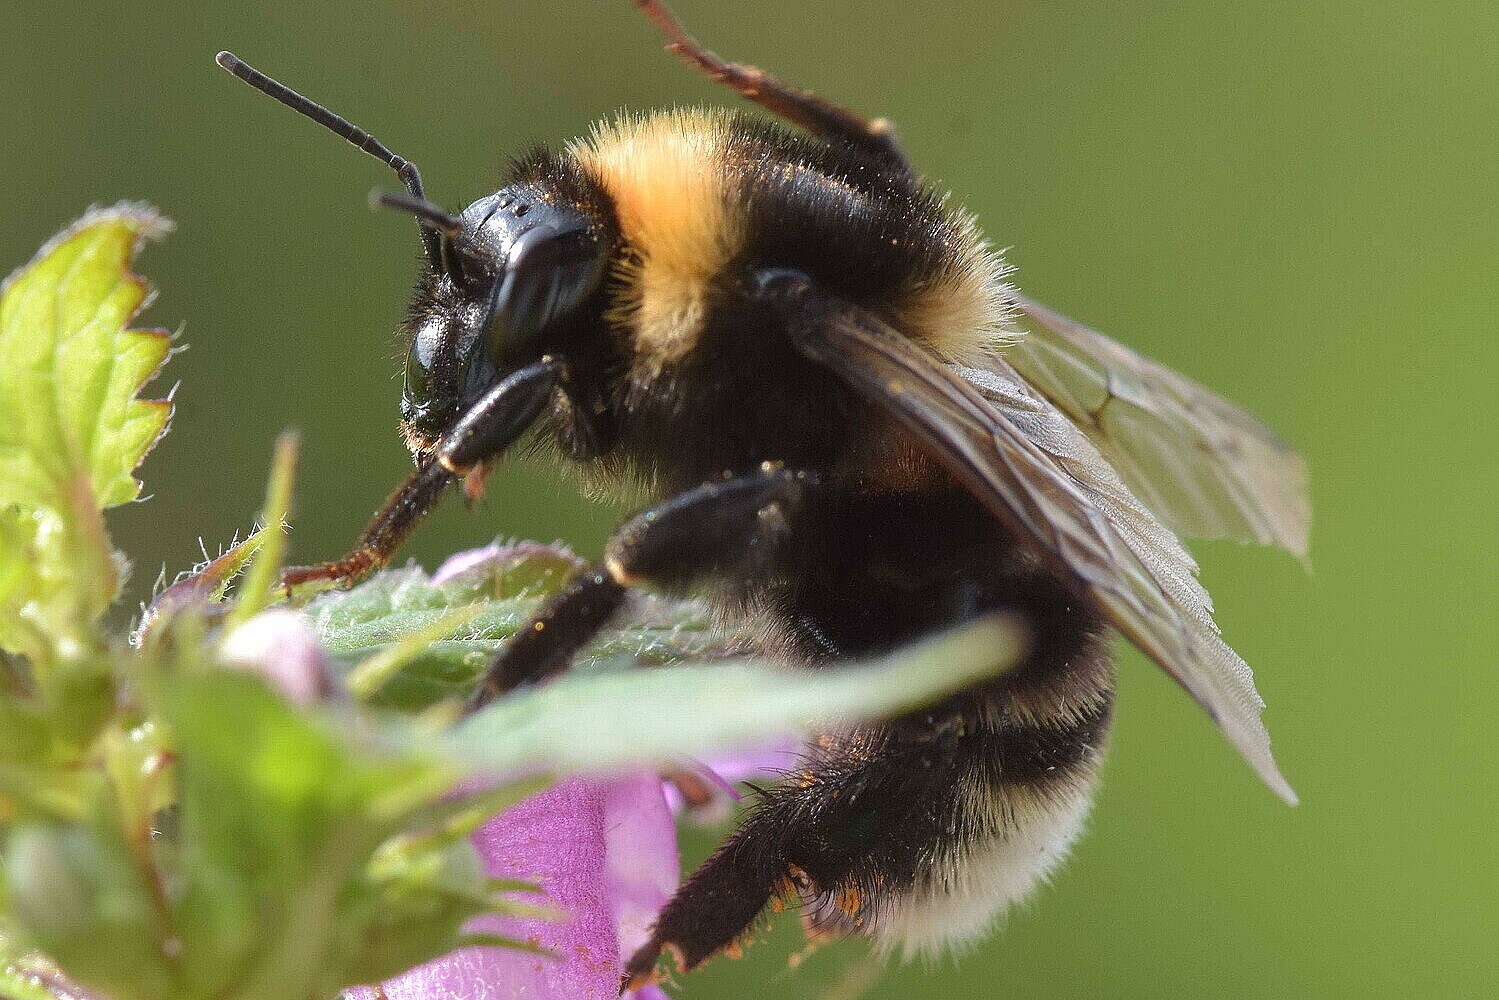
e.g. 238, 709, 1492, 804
1, 0, 1490, 997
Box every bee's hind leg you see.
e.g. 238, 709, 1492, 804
624, 671, 1114, 989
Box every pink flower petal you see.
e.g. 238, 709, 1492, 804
354, 775, 678, 1000
601, 774, 679, 959
662, 740, 802, 821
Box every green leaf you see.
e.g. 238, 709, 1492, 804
4, 816, 174, 1000
447, 616, 1024, 774
0, 507, 46, 663
158, 670, 507, 1000
131, 526, 269, 647
304, 546, 717, 712
225, 431, 298, 628
6, 655, 540, 1000
307, 545, 1024, 777
0, 204, 173, 662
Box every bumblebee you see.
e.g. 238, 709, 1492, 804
218, 0, 1308, 986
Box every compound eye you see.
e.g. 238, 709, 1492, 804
403, 334, 435, 406
401, 321, 452, 435
486, 222, 609, 369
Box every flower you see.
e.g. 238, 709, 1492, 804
335, 544, 799, 1000
347, 775, 676, 1000
219, 608, 335, 705
161, 540, 800, 999
346, 756, 798, 1000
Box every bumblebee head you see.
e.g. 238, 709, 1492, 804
389, 187, 613, 449
212, 51, 615, 454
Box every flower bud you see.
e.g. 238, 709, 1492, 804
220, 609, 334, 705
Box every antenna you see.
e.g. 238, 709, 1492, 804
371, 190, 463, 235
374, 190, 469, 282
215, 50, 443, 270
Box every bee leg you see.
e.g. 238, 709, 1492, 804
464, 467, 815, 712
628, 0, 911, 175
620, 721, 950, 987
278, 359, 563, 592
620, 720, 944, 986
278, 457, 454, 591
624, 680, 1114, 988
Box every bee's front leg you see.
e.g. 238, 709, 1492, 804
278, 358, 564, 593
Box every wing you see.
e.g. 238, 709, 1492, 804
1005, 294, 1310, 558
791, 300, 1297, 803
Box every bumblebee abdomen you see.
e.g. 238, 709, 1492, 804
798, 698, 1113, 959
721, 486, 1117, 957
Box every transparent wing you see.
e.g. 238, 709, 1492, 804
793, 303, 1297, 803
1005, 294, 1310, 557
